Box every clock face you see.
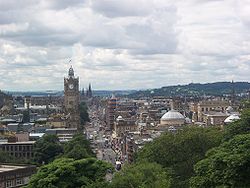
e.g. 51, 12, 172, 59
69, 84, 74, 89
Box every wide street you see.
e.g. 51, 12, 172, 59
85, 104, 117, 166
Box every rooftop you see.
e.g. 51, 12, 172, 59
161, 110, 185, 120
0, 165, 27, 172
1, 141, 35, 145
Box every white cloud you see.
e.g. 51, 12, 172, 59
0, 0, 249, 91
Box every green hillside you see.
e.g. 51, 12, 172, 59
128, 82, 250, 98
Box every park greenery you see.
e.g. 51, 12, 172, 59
135, 127, 223, 187
33, 134, 63, 165
62, 133, 94, 160
26, 158, 113, 188
26, 133, 113, 188
109, 162, 173, 188
190, 133, 250, 187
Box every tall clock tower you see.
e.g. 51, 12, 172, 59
64, 66, 80, 129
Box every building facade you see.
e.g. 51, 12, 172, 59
0, 164, 36, 188
0, 141, 35, 160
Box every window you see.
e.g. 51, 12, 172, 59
6, 180, 13, 188
16, 178, 23, 186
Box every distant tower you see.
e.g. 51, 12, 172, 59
88, 83, 92, 98
231, 80, 236, 105
64, 65, 80, 129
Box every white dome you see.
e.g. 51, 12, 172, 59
224, 114, 240, 123
226, 106, 234, 112
116, 115, 123, 121
161, 110, 185, 121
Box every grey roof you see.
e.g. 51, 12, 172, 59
7, 123, 19, 132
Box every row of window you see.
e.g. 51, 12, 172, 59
5, 178, 23, 188
2, 145, 33, 152
10, 152, 34, 158
201, 107, 226, 112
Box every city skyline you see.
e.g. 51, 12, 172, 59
0, 0, 250, 91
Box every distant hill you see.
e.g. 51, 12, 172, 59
4, 90, 136, 97
127, 82, 250, 98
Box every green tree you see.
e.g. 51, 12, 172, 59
22, 110, 30, 123
0, 150, 31, 164
109, 162, 173, 188
223, 108, 250, 141
240, 99, 250, 110
33, 134, 63, 165
0, 150, 15, 163
79, 102, 90, 126
26, 158, 113, 188
63, 133, 94, 160
190, 133, 250, 188
136, 127, 223, 187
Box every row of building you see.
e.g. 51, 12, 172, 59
103, 95, 241, 163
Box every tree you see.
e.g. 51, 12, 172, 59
109, 162, 173, 188
33, 134, 63, 165
0, 150, 32, 164
22, 110, 30, 123
190, 133, 250, 188
62, 133, 94, 160
0, 150, 15, 163
79, 102, 90, 126
26, 158, 113, 188
223, 108, 250, 141
136, 127, 223, 187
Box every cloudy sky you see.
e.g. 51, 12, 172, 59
0, 0, 250, 91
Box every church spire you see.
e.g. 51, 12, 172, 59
88, 83, 92, 98
231, 80, 235, 105
68, 65, 74, 77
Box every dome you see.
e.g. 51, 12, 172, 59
226, 106, 234, 112
161, 110, 185, 121
185, 117, 192, 124
116, 116, 124, 121
224, 114, 240, 123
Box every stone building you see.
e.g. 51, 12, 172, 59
190, 100, 230, 122
158, 110, 185, 131
106, 95, 117, 131
113, 116, 137, 137
0, 141, 35, 160
0, 164, 36, 188
64, 66, 80, 129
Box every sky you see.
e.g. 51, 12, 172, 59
0, 0, 250, 91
